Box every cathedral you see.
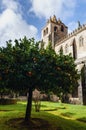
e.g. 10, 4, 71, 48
41, 15, 86, 105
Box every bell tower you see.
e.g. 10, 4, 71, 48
41, 15, 68, 48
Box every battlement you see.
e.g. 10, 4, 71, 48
55, 23, 86, 46
47, 15, 67, 28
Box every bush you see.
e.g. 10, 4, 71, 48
0, 98, 17, 105
49, 94, 59, 102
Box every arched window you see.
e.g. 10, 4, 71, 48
46, 27, 48, 34
59, 46, 63, 54
79, 36, 83, 47
61, 25, 64, 32
65, 44, 68, 53
43, 30, 46, 36
54, 26, 58, 32
72, 39, 77, 60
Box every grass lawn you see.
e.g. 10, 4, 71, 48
0, 101, 86, 130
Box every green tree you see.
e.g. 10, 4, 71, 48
0, 41, 13, 98
0, 37, 79, 121
55, 50, 79, 102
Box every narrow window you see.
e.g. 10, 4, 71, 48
59, 46, 63, 54
79, 36, 83, 47
54, 26, 57, 32
61, 25, 64, 32
43, 30, 46, 36
46, 27, 48, 34
72, 39, 77, 60
65, 44, 68, 53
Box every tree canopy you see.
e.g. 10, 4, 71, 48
0, 37, 79, 121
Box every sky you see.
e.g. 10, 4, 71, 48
0, 0, 86, 46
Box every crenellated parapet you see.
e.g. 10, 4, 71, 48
55, 23, 86, 46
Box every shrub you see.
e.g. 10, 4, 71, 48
0, 98, 17, 105
49, 94, 59, 102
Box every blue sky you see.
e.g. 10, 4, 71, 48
0, 0, 86, 46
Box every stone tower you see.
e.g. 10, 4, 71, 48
41, 15, 68, 48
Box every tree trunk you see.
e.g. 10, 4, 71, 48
25, 87, 33, 121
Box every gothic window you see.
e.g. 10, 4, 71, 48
79, 36, 83, 47
46, 27, 48, 34
72, 39, 77, 60
43, 30, 46, 36
59, 46, 63, 53
54, 26, 58, 32
61, 25, 64, 32
65, 44, 68, 53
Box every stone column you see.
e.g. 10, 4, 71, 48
78, 71, 83, 105
83, 63, 86, 105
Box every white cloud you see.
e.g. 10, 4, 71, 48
29, 0, 76, 20
0, 0, 38, 46
2, 0, 19, 12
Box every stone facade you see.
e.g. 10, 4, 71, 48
41, 15, 86, 105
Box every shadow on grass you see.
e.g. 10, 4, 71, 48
60, 112, 75, 118
77, 117, 86, 123
5, 112, 86, 130
33, 104, 48, 108
43, 108, 57, 111
57, 107, 66, 110
0, 110, 13, 112
6, 117, 53, 130
43, 107, 66, 111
